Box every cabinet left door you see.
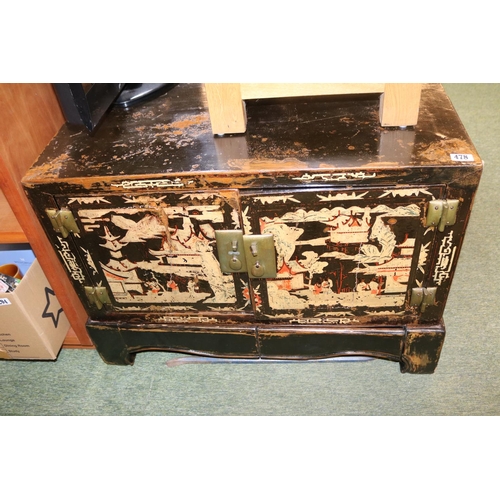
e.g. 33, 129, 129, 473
52, 190, 254, 320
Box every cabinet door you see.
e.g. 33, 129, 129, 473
56, 190, 253, 317
241, 186, 443, 324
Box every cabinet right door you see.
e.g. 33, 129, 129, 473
241, 185, 444, 325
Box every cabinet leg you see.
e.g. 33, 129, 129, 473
400, 323, 446, 374
86, 324, 135, 366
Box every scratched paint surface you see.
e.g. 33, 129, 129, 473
25, 84, 480, 192
241, 186, 441, 321
59, 191, 251, 314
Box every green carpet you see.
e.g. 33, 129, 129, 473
1, 84, 499, 416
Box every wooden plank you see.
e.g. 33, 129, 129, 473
0, 84, 93, 347
63, 328, 95, 348
240, 83, 385, 99
0, 84, 65, 180
0, 189, 28, 244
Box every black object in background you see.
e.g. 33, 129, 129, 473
53, 83, 125, 133
54, 83, 176, 133
114, 83, 177, 109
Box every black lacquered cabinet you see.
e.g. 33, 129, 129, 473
22, 84, 482, 372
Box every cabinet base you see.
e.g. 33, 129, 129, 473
86, 321, 446, 374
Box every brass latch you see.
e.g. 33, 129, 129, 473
84, 287, 111, 310
215, 230, 277, 278
424, 199, 459, 232
410, 287, 437, 312
46, 208, 80, 238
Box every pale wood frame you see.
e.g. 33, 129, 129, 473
204, 83, 422, 135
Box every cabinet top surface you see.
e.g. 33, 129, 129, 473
23, 83, 481, 190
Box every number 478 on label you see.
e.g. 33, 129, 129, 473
451, 153, 474, 162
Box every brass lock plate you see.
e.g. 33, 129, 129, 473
215, 230, 248, 274
215, 231, 277, 278
242, 234, 277, 279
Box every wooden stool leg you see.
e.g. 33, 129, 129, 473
204, 84, 247, 134
401, 323, 446, 374
380, 84, 422, 127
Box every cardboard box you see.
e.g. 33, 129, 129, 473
0, 259, 69, 360
0, 247, 35, 276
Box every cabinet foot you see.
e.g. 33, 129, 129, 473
400, 323, 446, 374
86, 324, 136, 365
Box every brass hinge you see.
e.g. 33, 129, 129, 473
410, 287, 437, 313
46, 208, 80, 238
424, 199, 459, 232
84, 286, 111, 310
